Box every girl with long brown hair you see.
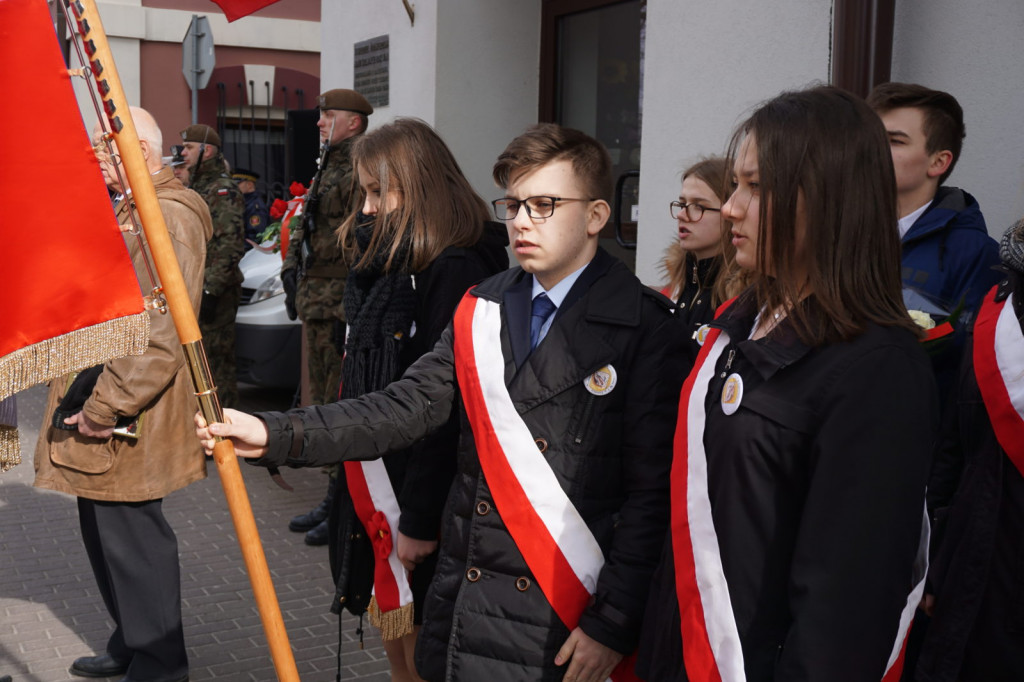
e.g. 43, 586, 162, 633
331, 118, 508, 682
637, 86, 939, 681
660, 157, 737, 355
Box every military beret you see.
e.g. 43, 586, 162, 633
180, 124, 221, 148
317, 89, 373, 116
232, 168, 259, 183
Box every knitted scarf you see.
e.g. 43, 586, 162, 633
340, 215, 417, 401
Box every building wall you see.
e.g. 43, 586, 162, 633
634, 0, 833, 285
890, 0, 1024, 236
76, 0, 319, 150
321, 0, 541, 209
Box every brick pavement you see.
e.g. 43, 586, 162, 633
0, 384, 390, 681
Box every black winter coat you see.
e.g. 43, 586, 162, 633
328, 222, 509, 616
254, 249, 687, 681
637, 294, 939, 682
916, 274, 1024, 682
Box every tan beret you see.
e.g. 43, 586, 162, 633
317, 89, 373, 116
180, 124, 221, 148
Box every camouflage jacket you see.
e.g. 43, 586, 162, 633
282, 136, 358, 321
190, 153, 244, 296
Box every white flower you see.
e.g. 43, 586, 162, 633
908, 309, 936, 330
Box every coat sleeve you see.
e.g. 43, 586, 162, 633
84, 200, 206, 426
774, 344, 938, 681
577, 306, 688, 653
254, 325, 460, 469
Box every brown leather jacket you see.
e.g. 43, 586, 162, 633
34, 167, 213, 502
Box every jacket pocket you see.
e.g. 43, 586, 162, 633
48, 428, 118, 475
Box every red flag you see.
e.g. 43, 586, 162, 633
210, 0, 284, 22
0, 0, 148, 408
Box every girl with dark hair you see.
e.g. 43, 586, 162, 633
331, 118, 508, 681
636, 86, 939, 681
660, 157, 739, 356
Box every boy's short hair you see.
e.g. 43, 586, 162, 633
492, 123, 613, 202
866, 82, 965, 184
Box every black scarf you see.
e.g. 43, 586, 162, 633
340, 215, 417, 400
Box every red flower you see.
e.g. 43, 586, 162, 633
269, 198, 288, 220
365, 511, 393, 560
289, 181, 307, 198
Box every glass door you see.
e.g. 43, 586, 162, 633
541, 0, 644, 270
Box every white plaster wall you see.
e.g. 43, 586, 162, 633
321, 0, 438, 125
322, 0, 540, 205
890, 0, 1024, 236
635, 0, 833, 286
435, 0, 541, 204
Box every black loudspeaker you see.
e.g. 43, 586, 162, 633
285, 108, 320, 187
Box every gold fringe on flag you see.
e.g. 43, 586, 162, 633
367, 595, 415, 641
0, 425, 18, 473
0, 312, 150, 402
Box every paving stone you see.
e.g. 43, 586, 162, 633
0, 384, 392, 680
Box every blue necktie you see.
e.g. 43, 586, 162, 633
530, 293, 557, 350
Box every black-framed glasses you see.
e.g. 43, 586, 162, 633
492, 196, 594, 221
670, 200, 721, 221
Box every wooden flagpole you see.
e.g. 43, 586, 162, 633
67, 2, 300, 679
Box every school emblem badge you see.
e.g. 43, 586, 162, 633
584, 365, 617, 396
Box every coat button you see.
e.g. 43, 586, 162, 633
515, 576, 531, 592
338, 596, 346, 604
535, 438, 548, 453
475, 501, 491, 516
466, 567, 481, 582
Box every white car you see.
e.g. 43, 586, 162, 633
235, 244, 301, 389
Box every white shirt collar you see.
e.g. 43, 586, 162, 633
531, 261, 590, 308
898, 200, 933, 239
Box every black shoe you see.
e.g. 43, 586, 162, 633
304, 517, 329, 546
70, 653, 130, 678
289, 500, 329, 532
289, 477, 336, 532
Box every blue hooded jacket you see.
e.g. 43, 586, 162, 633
902, 186, 1001, 401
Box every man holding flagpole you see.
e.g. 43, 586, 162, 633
35, 107, 212, 682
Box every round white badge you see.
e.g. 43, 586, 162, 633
694, 324, 711, 347
584, 365, 617, 396
720, 373, 743, 415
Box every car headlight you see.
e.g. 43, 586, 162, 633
250, 274, 285, 303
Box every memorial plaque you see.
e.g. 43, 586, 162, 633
354, 35, 389, 107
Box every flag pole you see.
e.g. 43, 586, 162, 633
67, 2, 300, 679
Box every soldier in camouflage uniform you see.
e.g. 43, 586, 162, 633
181, 124, 244, 408
282, 89, 372, 544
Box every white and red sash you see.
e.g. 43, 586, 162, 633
452, 292, 639, 682
973, 288, 1024, 476
671, 323, 928, 682
343, 457, 414, 639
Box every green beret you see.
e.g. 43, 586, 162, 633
180, 124, 221, 148
317, 89, 373, 116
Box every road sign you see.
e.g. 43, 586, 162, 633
182, 15, 214, 90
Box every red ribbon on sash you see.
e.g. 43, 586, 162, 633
973, 287, 1024, 476
453, 292, 638, 681
344, 457, 414, 639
